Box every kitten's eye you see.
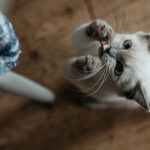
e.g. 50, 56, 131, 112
114, 61, 123, 76
123, 40, 132, 49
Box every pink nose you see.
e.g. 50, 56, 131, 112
103, 44, 111, 51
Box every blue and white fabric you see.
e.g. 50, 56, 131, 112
0, 12, 20, 75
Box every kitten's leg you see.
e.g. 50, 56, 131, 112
72, 19, 115, 55
64, 55, 101, 86
64, 55, 140, 110
82, 97, 140, 110
86, 20, 114, 43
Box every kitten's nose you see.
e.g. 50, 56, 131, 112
105, 46, 111, 54
101, 44, 118, 58
105, 46, 118, 58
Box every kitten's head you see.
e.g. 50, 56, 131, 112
104, 31, 150, 111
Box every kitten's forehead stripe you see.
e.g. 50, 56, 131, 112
142, 35, 150, 52
143, 35, 150, 40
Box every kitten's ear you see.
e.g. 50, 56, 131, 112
137, 31, 150, 52
133, 85, 150, 112
137, 31, 150, 41
123, 84, 150, 112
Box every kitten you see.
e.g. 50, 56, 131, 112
64, 19, 150, 111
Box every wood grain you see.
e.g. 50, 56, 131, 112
0, 0, 150, 149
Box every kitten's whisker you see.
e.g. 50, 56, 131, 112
87, 58, 110, 96
87, 68, 107, 96
102, 7, 116, 33
117, 12, 123, 32
121, 1, 129, 32
81, 65, 107, 92
116, 0, 127, 33
107, 8, 116, 33
80, 63, 105, 73
103, 9, 114, 22
97, 7, 111, 22
88, 66, 109, 96
119, 0, 129, 32
69, 64, 105, 81
99, 7, 116, 33
113, 0, 121, 33
66, 68, 105, 93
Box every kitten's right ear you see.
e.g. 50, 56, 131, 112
133, 85, 150, 112
123, 83, 150, 112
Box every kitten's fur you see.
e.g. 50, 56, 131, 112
64, 19, 150, 111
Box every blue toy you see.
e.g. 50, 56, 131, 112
0, 12, 20, 75
0, 12, 55, 103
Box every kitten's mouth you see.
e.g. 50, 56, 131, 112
99, 44, 111, 58
102, 45, 119, 59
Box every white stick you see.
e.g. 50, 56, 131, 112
0, 71, 55, 103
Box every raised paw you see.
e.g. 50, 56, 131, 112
86, 19, 114, 43
73, 55, 101, 73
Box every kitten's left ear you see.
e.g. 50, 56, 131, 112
123, 84, 150, 112
137, 31, 150, 41
133, 85, 150, 112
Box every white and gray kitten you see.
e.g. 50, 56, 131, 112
64, 19, 150, 112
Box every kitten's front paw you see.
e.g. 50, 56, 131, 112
86, 19, 114, 43
73, 55, 101, 73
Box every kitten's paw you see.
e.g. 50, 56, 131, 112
73, 55, 101, 73
86, 19, 114, 43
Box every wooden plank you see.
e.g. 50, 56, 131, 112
0, 0, 149, 149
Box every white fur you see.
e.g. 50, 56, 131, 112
64, 20, 150, 111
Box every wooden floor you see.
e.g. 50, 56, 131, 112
0, 0, 150, 149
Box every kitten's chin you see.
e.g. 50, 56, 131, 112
100, 52, 108, 62
100, 53, 114, 65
